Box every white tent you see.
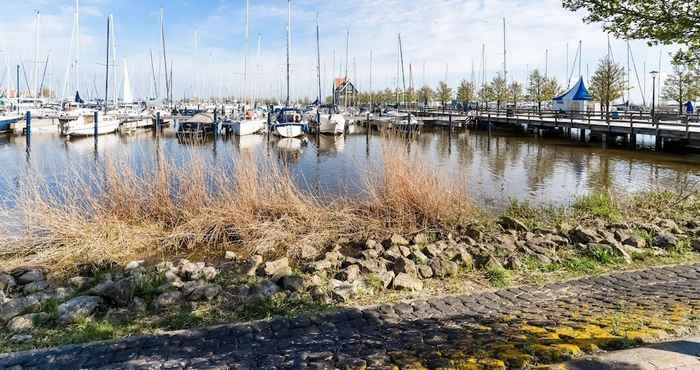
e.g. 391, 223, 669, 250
552, 77, 592, 112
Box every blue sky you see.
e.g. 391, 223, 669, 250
0, 0, 679, 103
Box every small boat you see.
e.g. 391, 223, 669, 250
176, 112, 216, 138
272, 108, 306, 138
231, 109, 266, 136
0, 113, 21, 134
312, 105, 346, 135
61, 109, 120, 137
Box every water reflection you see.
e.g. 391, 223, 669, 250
0, 127, 699, 212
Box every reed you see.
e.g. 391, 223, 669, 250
0, 138, 475, 275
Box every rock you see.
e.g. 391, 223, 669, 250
263, 257, 292, 280
658, 219, 682, 234
424, 243, 445, 258
68, 276, 93, 290
413, 233, 430, 246
22, 281, 49, 294
89, 278, 134, 307
417, 265, 433, 279
10, 334, 33, 343
360, 249, 380, 260
281, 275, 305, 292
155, 261, 174, 273
0, 290, 8, 305
358, 258, 388, 274
57, 296, 103, 324
224, 251, 240, 261
653, 232, 678, 248
249, 280, 280, 299
612, 245, 632, 264
310, 286, 331, 304
497, 216, 529, 232
429, 258, 459, 278
298, 244, 320, 260
130, 297, 147, 313
328, 279, 358, 302
496, 235, 518, 254
193, 266, 219, 281
410, 248, 429, 265
392, 273, 423, 291
179, 260, 206, 281
182, 281, 221, 301
336, 265, 361, 282
240, 255, 263, 276
125, 260, 145, 271
14, 269, 45, 285
393, 257, 418, 276
693, 238, 700, 252
164, 270, 181, 283
571, 226, 600, 244
505, 255, 523, 270
398, 246, 411, 257
365, 239, 382, 250
451, 247, 474, 269
388, 233, 409, 247
154, 291, 182, 310
7, 313, 48, 333
480, 255, 504, 270
374, 270, 395, 289
0, 273, 17, 292
623, 235, 647, 249
0, 293, 48, 323
382, 246, 404, 262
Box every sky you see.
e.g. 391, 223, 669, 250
0, 0, 681, 104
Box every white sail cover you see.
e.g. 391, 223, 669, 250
122, 58, 133, 103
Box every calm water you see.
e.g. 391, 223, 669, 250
1, 126, 700, 212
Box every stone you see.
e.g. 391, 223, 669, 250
480, 255, 504, 270
281, 275, 305, 292
571, 226, 600, 244
179, 261, 206, 281
10, 334, 33, 343
496, 235, 518, 253
240, 255, 263, 276
68, 276, 93, 290
164, 270, 181, 283
224, 251, 240, 261
388, 233, 409, 247
336, 265, 361, 282
424, 243, 445, 258
361, 249, 380, 260
125, 260, 145, 271
249, 280, 280, 299
413, 233, 430, 246
328, 279, 357, 302
417, 265, 433, 279
89, 278, 134, 307
623, 234, 647, 249
130, 297, 147, 313
22, 280, 49, 294
57, 296, 103, 324
263, 257, 292, 280
429, 258, 459, 278
451, 247, 474, 269
392, 257, 417, 276
410, 248, 429, 265
693, 238, 700, 252
0, 293, 47, 323
358, 258, 387, 274
653, 232, 678, 248
193, 266, 219, 281
382, 246, 404, 262
392, 273, 423, 291
155, 261, 175, 273
298, 244, 320, 260
0, 273, 16, 292
310, 286, 331, 304
375, 270, 395, 289
0, 290, 8, 305
15, 269, 45, 285
658, 219, 682, 234
182, 281, 222, 301
365, 239, 382, 250
154, 291, 182, 310
398, 245, 411, 257
505, 255, 523, 270
497, 216, 529, 232
7, 313, 48, 333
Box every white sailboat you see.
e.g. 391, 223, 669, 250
315, 105, 346, 135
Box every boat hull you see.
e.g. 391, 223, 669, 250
63, 115, 120, 137
232, 119, 265, 136
273, 123, 304, 138
319, 115, 346, 135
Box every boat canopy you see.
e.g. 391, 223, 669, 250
552, 77, 592, 112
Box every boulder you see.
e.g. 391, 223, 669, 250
182, 281, 222, 301
413, 233, 430, 246
263, 258, 292, 280
328, 279, 358, 302
125, 260, 145, 271
392, 273, 423, 291
57, 296, 103, 324
622, 235, 647, 249
570, 226, 600, 244
424, 243, 445, 258
14, 268, 45, 285
375, 270, 395, 289
0, 273, 16, 292
417, 265, 433, 279
382, 246, 404, 262
22, 281, 49, 294
358, 258, 388, 274
89, 278, 134, 307
193, 266, 219, 281
497, 216, 529, 232
154, 291, 182, 310
224, 251, 240, 261
179, 260, 206, 281
336, 265, 361, 282
7, 313, 49, 333
410, 248, 429, 265
239, 255, 263, 276
0, 293, 47, 323
392, 257, 418, 276
249, 280, 280, 299
281, 275, 305, 292
653, 232, 678, 248
387, 233, 409, 247
68, 276, 93, 291
496, 235, 518, 254
429, 258, 459, 278
693, 238, 700, 252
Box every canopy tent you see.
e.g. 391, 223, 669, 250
552, 77, 592, 112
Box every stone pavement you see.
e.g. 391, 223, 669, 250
562, 337, 700, 369
0, 264, 699, 370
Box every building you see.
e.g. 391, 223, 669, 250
333, 78, 358, 107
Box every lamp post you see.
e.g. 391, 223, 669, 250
650, 70, 659, 123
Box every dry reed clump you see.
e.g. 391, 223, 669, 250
0, 140, 475, 275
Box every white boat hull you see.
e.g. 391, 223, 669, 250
273, 123, 304, 138
63, 114, 120, 137
319, 114, 346, 135
233, 119, 265, 136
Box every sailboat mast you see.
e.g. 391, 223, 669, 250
315, 15, 322, 106
32, 11, 40, 99
398, 34, 406, 107
104, 16, 110, 114
244, 0, 249, 105
502, 17, 506, 88
76, 0, 80, 95
160, 8, 169, 106
286, 0, 291, 106
369, 49, 373, 110
149, 49, 158, 99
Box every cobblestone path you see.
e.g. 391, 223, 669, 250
1, 264, 699, 370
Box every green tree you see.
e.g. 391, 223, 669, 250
479, 84, 494, 106
491, 75, 508, 109
589, 56, 626, 118
457, 79, 476, 105
436, 81, 453, 109
417, 85, 434, 106
662, 63, 700, 113
562, 0, 700, 66
527, 69, 547, 111
542, 78, 562, 104
508, 81, 523, 107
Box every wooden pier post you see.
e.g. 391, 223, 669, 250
213, 109, 218, 138
25, 111, 31, 152
93, 111, 99, 150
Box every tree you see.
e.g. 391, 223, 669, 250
417, 85, 434, 107
542, 78, 562, 104
527, 69, 547, 111
589, 56, 626, 119
662, 63, 700, 113
508, 81, 523, 107
436, 81, 453, 109
562, 0, 700, 66
490, 75, 508, 109
479, 84, 494, 106
456, 79, 476, 106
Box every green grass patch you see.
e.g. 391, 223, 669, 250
485, 266, 512, 288
573, 193, 622, 222
503, 199, 567, 231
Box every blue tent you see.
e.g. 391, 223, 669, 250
553, 77, 592, 112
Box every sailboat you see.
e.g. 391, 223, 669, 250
271, 0, 306, 138
231, 0, 266, 136
118, 59, 151, 132
308, 15, 345, 135
62, 15, 120, 137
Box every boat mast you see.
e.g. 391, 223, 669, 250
502, 17, 507, 89
244, 0, 249, 106
369, 49, 373, 110
149, 49, 158, 99
315, 14, 322, 107
160, 8, 169, 107
32, 11, 40, 100
76, 0, 80, 95
104, 15, 110, 114
398, 34, 406, 107
286, 0, 291, 107
344, 28, 349, 108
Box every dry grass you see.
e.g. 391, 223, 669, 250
0, 137, 475, 275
